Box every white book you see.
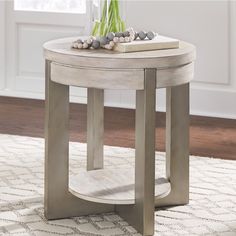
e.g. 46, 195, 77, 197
113, 35, 179, 53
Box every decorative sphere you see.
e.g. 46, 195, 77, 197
76, 39, 83, 44
104, 44, 113, 50
83, 43, 89, 49
77, 43, 83, 49
123, 31, 130, 37
119, 37, 125, 43
147, 31, 155, 40
138, 31, 147, 40
86, 38, 93, 44
127, 27, 135, 36
72, 43, 78, 48
115, 32, 123, 37
99, 36, 108, 46
125, 37, 130, 42
109, 41, 115, 47
92, 40, 100, 49
113, 37, 119, 43
107, 32, 115, 41
130, 36, 135, 41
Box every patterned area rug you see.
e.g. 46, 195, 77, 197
0, 134, 236, 236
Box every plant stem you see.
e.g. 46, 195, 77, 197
92, 0, 125, 36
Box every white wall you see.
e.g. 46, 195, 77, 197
121, 0, 236, 119
0, 1, 236, 119
0, 1, 5, 90
0, 1, 90, 103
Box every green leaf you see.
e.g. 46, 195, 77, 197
92, 21, 100, 36
91, 0, 126, 36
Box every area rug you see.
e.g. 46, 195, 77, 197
0, 134, 236, 236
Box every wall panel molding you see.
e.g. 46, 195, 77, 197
3, 1, 88, 99
121, 0, 236, 119
1, 1, 236, 119
15, 23, 84, 94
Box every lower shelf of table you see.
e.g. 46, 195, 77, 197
69, 168, 171, 205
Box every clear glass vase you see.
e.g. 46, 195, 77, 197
91, 0, 126, 37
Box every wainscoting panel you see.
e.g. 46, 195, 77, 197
1, 1, 88, 100
15, 23, 84, 93
1, 1, 236, 119
121, 0, 236, 119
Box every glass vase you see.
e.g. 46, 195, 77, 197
91, 0, 126, 37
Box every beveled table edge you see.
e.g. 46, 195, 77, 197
43, 37, 196, 70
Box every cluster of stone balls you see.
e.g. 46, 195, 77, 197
72, 28, 156, 50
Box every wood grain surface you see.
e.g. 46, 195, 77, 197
0, 96, 235, 160
43, 37, 196, 69
70, 169, 170, 205
113, 35, 179, 53
51, 63, 145, 90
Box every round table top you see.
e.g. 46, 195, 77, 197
43, 37, 196, 69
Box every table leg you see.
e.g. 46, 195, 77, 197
87, 88, 104, 171
44, 60, 113, 219
156, 83, 189, 207
116, 69, 156, 236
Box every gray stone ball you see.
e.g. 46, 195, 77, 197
99, 36, 109, 46
123, 31, 130, 37
107, 32, 115, 41
87, 43, 92, 48
138, 31, 147, 40
76, 39, 83, 44
147, 31, 155, 40
115, 32, 123, 37
92, 40, 100, 49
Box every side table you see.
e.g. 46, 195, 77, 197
43, 37, 196, 236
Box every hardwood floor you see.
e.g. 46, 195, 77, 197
0, 96, 236, 160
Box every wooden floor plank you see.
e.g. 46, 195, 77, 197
0, 96, 235, 160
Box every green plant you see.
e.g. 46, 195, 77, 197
92, 0, 125, 36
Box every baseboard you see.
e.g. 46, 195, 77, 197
190, 87, 236, 119
0, 89, 45, 100
0, 89, 87, 104
0, 88, 236, 119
